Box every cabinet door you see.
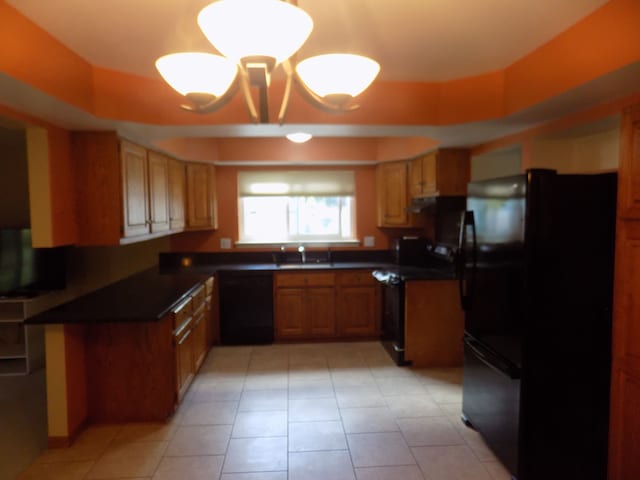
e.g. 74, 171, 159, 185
307, 287, 336, 337
619, 105, 640, 219
421, 152, 437, 195
409, 157, 424, 198
275, 288, 306, 338
191, 305, 208, 371
120, 141, 150, 237
337, 286, 378, 336
175, 326, 194, 402
186, 163, 215, 229
168, 159, 186, 231
435, 149, 470, 196
147, 151, 170, 233
376, 161, 410, 227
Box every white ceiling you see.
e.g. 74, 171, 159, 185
1, 0, 628, 148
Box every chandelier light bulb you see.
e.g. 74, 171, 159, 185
155, 52, 237, 97
296, 54, 381, 98
198, 0, 313, 65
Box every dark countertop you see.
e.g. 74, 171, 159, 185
161, 261, 455, 280
26, 261, 454, 326
26, 267, 211, 325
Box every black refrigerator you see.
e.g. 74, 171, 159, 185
458, 169, 616, 480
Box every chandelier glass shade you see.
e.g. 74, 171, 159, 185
296, 54, 381, 98
155, 53, 237, 97
155, 0, 380, 124
198, 0, 313, 65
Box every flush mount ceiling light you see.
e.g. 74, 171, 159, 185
286, 132, 312, 143
155, 0, 380, 124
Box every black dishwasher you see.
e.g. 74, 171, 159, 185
218, 270, 274, 345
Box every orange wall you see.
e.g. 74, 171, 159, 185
0, 2, 93, 112
504, 0, 640, 114
170, 164, 389, 252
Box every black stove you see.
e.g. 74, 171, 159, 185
373, 241, 458, 365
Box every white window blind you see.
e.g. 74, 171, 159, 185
237, 170, 356, 244
238, 170, 355, 196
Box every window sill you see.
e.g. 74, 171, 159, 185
235, 239, 361, 248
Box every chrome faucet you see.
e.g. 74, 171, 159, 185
298, 245, 306, 264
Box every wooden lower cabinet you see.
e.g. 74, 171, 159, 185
403, 280, 464, 367
205, 276, 218, 345
274, 270, 379, 340
307, 287, 336, 336
192, 303, 208, 371
336, 271, 380, 337
84, 279, 213, 422
274, 272, 336, 340
175, 319, 194, 402
275, 288, 306, 338
85, 314, 178, 422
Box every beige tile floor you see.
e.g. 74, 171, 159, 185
17, 342, 511, 480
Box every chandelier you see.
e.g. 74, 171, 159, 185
155, 0, 380, 124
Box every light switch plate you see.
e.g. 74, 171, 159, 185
220, 238, 232, 249
364, 235, 375, 247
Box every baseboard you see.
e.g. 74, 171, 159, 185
47, 418, 87, 449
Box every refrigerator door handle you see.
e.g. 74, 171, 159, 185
458, 211, 476, 311
464, 336, 520, 380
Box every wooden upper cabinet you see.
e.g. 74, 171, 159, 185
376, 161, 421, 228
121, 141, 150, 238
168, 159, 186, 231
186, 163, 218, 230
73, 132, 178, 245
147, 151, 170, 233
618, 105, 640, 219
409, 149, 470, 198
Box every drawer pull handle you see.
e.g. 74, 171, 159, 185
178, 329, 192, 345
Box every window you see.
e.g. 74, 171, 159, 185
238, 170, 356, 244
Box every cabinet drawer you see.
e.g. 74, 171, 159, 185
193, 301, 206, 319
191, 285, 206, 307
337, 270, 376, 286
275, 272, 335, 287
205, 276, 214, 295
172, 298, 192, 330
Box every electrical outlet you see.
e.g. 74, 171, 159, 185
220, 238, 232, 249
364, 235, 375, 247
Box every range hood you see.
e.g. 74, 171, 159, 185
406, 195, 466, 213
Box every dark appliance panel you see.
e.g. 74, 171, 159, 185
463, 335, 520, 474
218, 270, 274, 345
393, 237, 429, 266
